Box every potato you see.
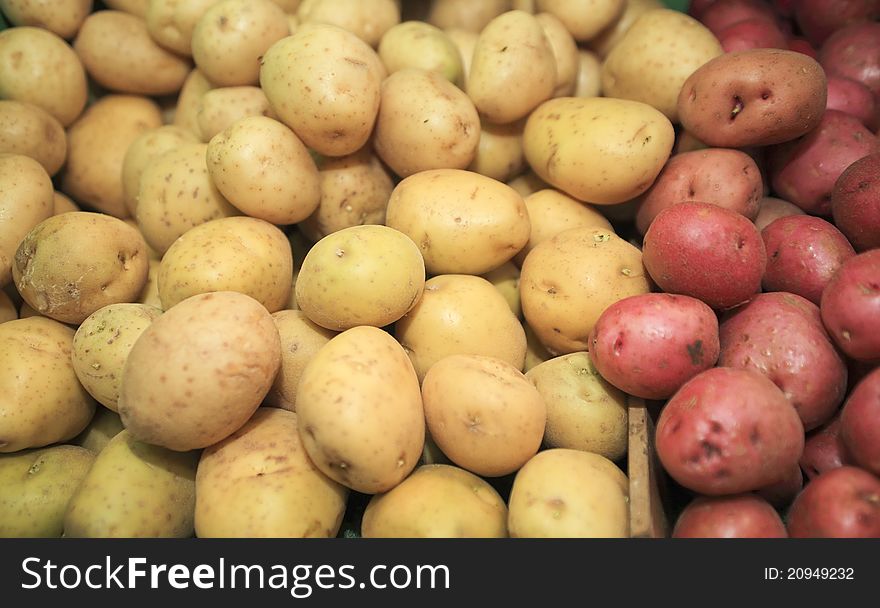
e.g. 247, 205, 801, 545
0, 446, 94, 537
362, 464, 508, 538
0, 0, 92, 39
191, 0, 289, 87
520, 226, 650, 355
536, 12, 578, 98
508, 448, 629, 538
525, 352, 627, 460
272, 0, 301, 11
0, 100, 66, 176
467, 118, 526, 183
52, 191, 80, 216
481, 261, 521, 318
63, 430, 198, 538
443, 27, 477, 81
678, 49, 827, 148
786, 466, 880, 538
574, 49, 602, 98
589, 0, 663, 58
756, 462, 804, 510
299, 147, 394, 242
119, 291, 281, 451
0, 289, 16, 323
136, 143, 240, 254
700, 1, 783, 38
378, 21, 463, 84
146, 0, 221, 57
427, 0, 510, 32
523, 321, 551, 372
523, 96, 675, 205
374, 68, 480, 177
820, 23, 880, 98
672, 495, 788, 538
196, 408, 347, 537
754, 196, 805, 231
385, 169, 530, 275
0, 26, 88, 126
197, 86, 276, 141
137, 259, 162, 309
72, 407, 124, 454
717, 17, 788, 54
61, 95, 164, 218
801, 414, 850, 480
297, 0, 399, 47
507, 170, 550, 198
173, 68, 214, 137
72, 304, 163, 412
840, 368, 880, 476
13, 213, 150, 325
467, 11, 556, 125
105, 0, 149, 18
820, 250, 880, 362
260, 24, 385, 157
0, 153, 53, 287
832, 152, 880, 252
296, 325, 425, 494
0, 317, 96, 453
206, 116, 320, 224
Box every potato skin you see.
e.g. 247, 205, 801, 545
832, 152, 880, 252
73, 407, 124, 454
677, 49, 827, 148
786, 466, 880, 538
0, 100, 67, 176
535, 0, 625, 42
297, 0, 399, 48
197, 86, 276, 142
819, 23, 880, 98
800, 414, 850, 480
754, 196, 805, 231
0, 0, 93, 40
840, 368, 880, 476
0, 290, 16, 323
820, 250, 880, 362
672, 494, 788, 538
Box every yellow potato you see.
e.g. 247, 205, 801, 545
443, 27, 477, 81
296, 325, 425, 494
385, 169, 530, 275
297, 0, 400, 47
536, 12, 579, 97
428, 0, 510, 32
378, 21, 464, 84
520, 226, 651, 355
72, 407, 124, 454
524, 321, 552, 372
0, 445, 95, 537
137, 259, 162, 309
467, 118, 526, 183
13, 212, 150, 325
0, 317, 96, 453
173, 68, 215, 137
481, 260, 521, 318
206, 116, 321, 225
395, 274, 526, 381
52, 191, 80, 215
362, 464, 508, 538
158, 216, 294, 312
196, 408, 348, 537
589, 0, 664, 58
508, 448, 630, 537
0, 289, 16, 323
535, 0, 625, 42
104, 0, 149, 18
512, 0, 536, 11
196, 86, 276, 141
0, 100, 67, 176
63, 430, 198, 538
467, 11, 556, 125
272, 0, 301, 11
374, 68, 480, 177
146, 0, 222, 57
574, 49, 602, 98
0, 0, 92, 39
507, 170, 549, 198
523, 96, 675, 204
260, 23, 386, 157
422, 354, 546, 477
72, 303, 163, 412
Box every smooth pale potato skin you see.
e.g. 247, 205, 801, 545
295, 326, 425, 494
72, 407, 124, 454
395, 274, 527, 381
137, 259, 162, 309
13, 213, 150, 325
524, 96, 675, 205
378, 21, 464, 84
526, 352, 627, 460
52, 191, 80, 215
602, 9, 723, 123
508, 448, 630, 538
0, 317, 96, 453
374, 68, 480, 177
173, 68, 215, 137
0, 445, 95, 537
119, 291, 282, 451
535, 0, 624, 42
158, 216, 293, 312
264, 310, 337, 411
507, 170, 550, 198
260, 24, 386, 157
524, 321, 552, 372
0, 154, 53, 287
63, 431, 198, 538
146, 0, 222, 57
481, 261, 521, 318
72, 304, 163, 412
520, 226, 651, 355
206, 116, 321, 225
105, 0, 148, 17
61, 95, 164, 219
197, 86, 276, 142
589, 0, 663, 58
467, 11, 556, 125
295, 224, 425, 330
191, 0, 289, 87
468, 118, 526, 183
297, 0, 400, 48
0, 101, 67, 176
428, 0, 509, 32
0, 290, 16, 323
574, 49, 602, 98
196, 408, 348, 538
136, 143, 240, 255
422, 354, 546, 477
444, 27, 478, 81
0, 0, 92, 39
0, 26, 88, 127
385, 169, 530, 276
362, 464, 508, 538
536, 12, 578, 97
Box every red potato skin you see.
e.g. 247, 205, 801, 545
800, 414, 850, 480
840, 367, 880, 476
672, 494, 788, 538
787, 466, 880, 538
794, 0, 880, 48
689, 0, 717, 20
820, 249, 880, 362
719, 292, 848, 431
826, 76, 879, 130
635, 149, 762, 235
700, 0, 777, 36
718, 18, 787, 54
642, 202, 766, 310
769, 110, 879, 216
787, 38, 818, 61
761, 215, 856, 305
656, 367, 805, 496
756, 463, 804, 510
832, 152, 880, 252
587, 293, 720, 400
820, 23, 880, 99
754, 196, 805, 231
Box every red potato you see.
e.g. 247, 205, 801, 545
700, 0, 777, 36
717, 18, 787, 54
821, 249, 880, 362
755, 464, 803, 510
771, 0, 794, 18
754, 196, 805, 231
832, 152, 880, 252
587, 293, 720, 400
642, 202, 766, 310
800, 414, 850, 481
672, 494, 788, 538
826, 76, 878, 130
761, 215, 856, 305
719, 292, 848, 431
688, 0, 718, 20
787, 38, 818, 61
820, 23, 880, 99
769, 110, 879, 216
635, 148, 763, 236
787, 466, 880, 538
794, 0, 880, 48
656, 367, 805, 496
840, 367, 880, 475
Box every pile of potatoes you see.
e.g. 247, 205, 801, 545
0, 0, 878, 539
